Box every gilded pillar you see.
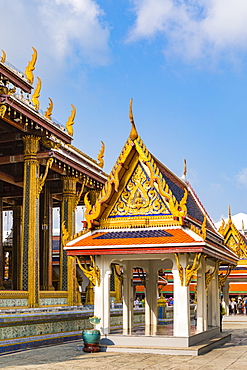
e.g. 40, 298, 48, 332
114, 265, 122, 303
22, 135, 40, 307
40, 183, 54, 290
0, 197, 4, 290
60, 177, 78, 305
12, 205, 22, 290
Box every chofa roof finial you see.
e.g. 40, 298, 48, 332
228, 205, 232, 223
25, 47, 37, 85
181, 159, 187, 182
129, 98, 138, 140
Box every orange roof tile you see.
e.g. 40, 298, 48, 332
70, 228, 198, 248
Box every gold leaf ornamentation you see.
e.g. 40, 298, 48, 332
185, 253, 202, 286
135, 138, 188, 222
201, 214, 207, 240
218, 265, 232, 289
31, 77, 42, 110
129, 98, 138, 140
174, 253, 184, 286
97, 141, 105, 168
84, 181, 113, 229
76, 256, 100, 287
175, 253, 202, 286
25, 47, 37, 84
44, 98, 53, 120
37, 158, 54, 197
61, 220, 70, 247
66, 104, 76, 136
0, 105, 7, 118
109, 163, 170, 217
205, 262, 218, 291
1, 50, 6, 63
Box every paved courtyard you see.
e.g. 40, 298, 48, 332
1, 316, 247, 370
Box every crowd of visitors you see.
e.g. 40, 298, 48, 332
229, 297, 247, 314
133, 296, 174, 308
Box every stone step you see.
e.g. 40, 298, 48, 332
78, 333, 231, 356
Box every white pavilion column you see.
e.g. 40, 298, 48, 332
145, 261, 158, 336
173, 255, 190, 337
222, 281, 230, 316
197, 257, 207, 332
122, 261, 134, 335
94, 255, 112, 335
207, 279, 213, 327
211, 262, 220, 327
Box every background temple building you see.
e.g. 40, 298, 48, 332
216, 212, 247, 305
0, 48, 107, 309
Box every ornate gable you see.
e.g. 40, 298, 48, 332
218, 215, 247, 258
109, 162, 171, 218
84, 102, 188, 230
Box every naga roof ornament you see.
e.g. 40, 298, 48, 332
97, 141, 105, 168
31, 77, 42, 110
66, 104, 76, 136
44, 98, 53, 120
1, 50, 6, 63
25, 47, 37, 84
181, 159, 187, 182
129, 98, 138, 140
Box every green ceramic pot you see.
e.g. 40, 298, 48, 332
82, 329, 101, 352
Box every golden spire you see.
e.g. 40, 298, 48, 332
228, 205, 232, 224
129, 98, 138, 140
242, 220, 245, 231
25, 47, 37, 84
44, 98, 53, 120
66, 104, 76, 136
31, 77, 42, 110
97, 141, 105, 168
1, 50, 6, 63
183, 159, 187, 176
181, 159, 187, 182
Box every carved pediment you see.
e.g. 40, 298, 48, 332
109, 162, 171, 218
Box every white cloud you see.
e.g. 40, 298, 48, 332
236, 168, 247, 187
0, 0, 110, 68
39, 0, 110, 65
127, 0, 247, 64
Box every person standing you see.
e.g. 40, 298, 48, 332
220, 301, 224, 332
244, 298, 247, 314
230, 298, 237, 315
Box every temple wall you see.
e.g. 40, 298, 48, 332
0, 291, 68, 308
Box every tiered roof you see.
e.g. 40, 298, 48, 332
65, 103, 238, 265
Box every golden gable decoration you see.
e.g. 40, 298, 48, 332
109, 162, 170, 217
218, 212, 247, 258
84, 101, 188, 230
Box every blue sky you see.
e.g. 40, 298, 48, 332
2, 0, 247, 224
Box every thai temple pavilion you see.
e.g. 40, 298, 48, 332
0, 48, 243, 353
217, 212, 247, 311
0, 48, 107, 309
65, 102, 238, 349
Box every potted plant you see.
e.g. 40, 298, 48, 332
82, 316, 101, 352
